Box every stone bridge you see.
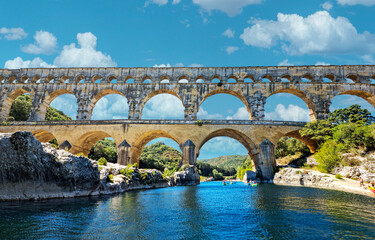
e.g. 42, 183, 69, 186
1, 65, 375, 180
0, 120, 312, 180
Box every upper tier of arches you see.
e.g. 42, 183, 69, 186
1, 65, 375, 84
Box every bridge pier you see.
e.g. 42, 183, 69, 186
117, 140, 132, 165
257, 139, 276, 181
182, 140, 196, 165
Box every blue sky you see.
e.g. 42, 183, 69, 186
2, 0, 375, 159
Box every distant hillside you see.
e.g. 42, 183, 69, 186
199, 155, 248, 170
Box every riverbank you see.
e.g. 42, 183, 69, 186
0, 131, 199, 201
274, 168, 375, 197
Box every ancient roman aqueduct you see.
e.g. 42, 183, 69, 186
0, 65, 374, 179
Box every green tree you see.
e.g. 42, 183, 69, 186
8, 94, 32, 121
300, 119, 334, 145
333, 123, 375, 151
88, 139, 118, 163
329, 104, 374, 125
315, 140, 345, 173
275, 137, 310, 158
212, 169, 224, 180
139, 142, 182, 172
236, 156, 253, 180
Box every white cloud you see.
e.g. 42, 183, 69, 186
143, 94, 184, 119
240, 11, 375, 57
21, 30, 57, 55
200, 137, 246, 154
192, 0, 262, 17
362, 55, 375, 64
4, 57, 55, 69
174, 63, 185, 67
172, 0, 181, 3
278, 59, 294, 66
337, 0, 375, 6
265, 104, 310, 122
189, 63, 203, 67
223, 28, 235, 38
226, 107, 249, 120
53, 32, 116, 67
153, 63, 171, 67
226, 46, 239, 55
197, 107, 224, 119
322, 1, 333, 10
0, 27, 27, 40
50, 94, 78, 120
315, 61, 330, 65
92, 95, 129, 120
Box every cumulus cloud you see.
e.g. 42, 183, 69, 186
226, 107, 249, 120
226, 46, 239, 55
315, 61, 330, 65
53, 32, 116, 67
21, 30, 57, 55
223, 28, 235, 38
337, 0, 375, 6
4, 57, 55, 69
265, 104, 310, 122
189, 63, 203, 67
278, 59, 294, 66
0, 27, 27, 40
192, 0, 262, 17
92, 95, 129, 120
240, 11, 375, 57
322, 1, 333, 10
197, 107, 224, 119
49, 94, 78, 120
172, 0, 181, 3
143, 94, 184, 119
153, 63, 171, 67
199, 137, 247, 158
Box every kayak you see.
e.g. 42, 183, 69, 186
369, 187, 375, 193
252, 184, 258, 187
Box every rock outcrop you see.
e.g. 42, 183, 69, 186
0, 132, 100, 201
173, 165, 200, 186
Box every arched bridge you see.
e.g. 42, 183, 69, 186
1, 65, 375, 180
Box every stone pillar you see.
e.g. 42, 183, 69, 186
117, 140, 132, 165
182, 139, 196, 165
59, 140, 72, 151
183, 94, 198, 120
258, 139, 276, 181
128, 98, 142, 119
76, 96, 92, 120
246, 91, 266, 120
28, 91, 46, 121
313, 95, 332, 120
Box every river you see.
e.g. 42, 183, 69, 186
0, 182, 374, 239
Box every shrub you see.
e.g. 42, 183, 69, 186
108, 174, 114, 182
295, 170, 302, 174
162, 168, 175, 179
315, 140, 344, 173
212, 169, 224, 180
120, 167, 134, 178
75, 152, 87, 158
335, 174, 343, 179
1, 121, 8, 126
195, 120, 204, 126
132, 162, 138, 168
98, 157, 108, 166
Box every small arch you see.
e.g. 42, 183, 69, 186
324, 74, 335, 82
131, 130, 181, 164
178, 79, 189, 83
262, 74, 273, 82
196, 75, 205, 83
126, 78, 135, 84
32, 75, 41, 83
7, 76, 17, 84
61, 76, 70, 84
346, 74, 358, 83
32, 130, 57, 143
0, 76, 5, 83
108, 75, 118, 84
244, 77, 254, 83
46, 75, 55, 83
211, 78, 220, 83
301, 74, 314, 82
160, 79, 170, 84
370, 75, 375, 84
280, 74, 292, 82
20, 75, 28, 83
143, 79, 152, 83
227, 78, 237, 83
76, 75, 85, 84
71, 131, 113, 156
92, 75, 102, 83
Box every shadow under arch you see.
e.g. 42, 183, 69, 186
37, 89, 76, 121
337, 90, 375, 108
197, 128, 260, 171
71, 130, 113, 155
131, 130, 181, 164
199, 89, 251, 119
0, 88, 29, 120
87, 89, 127, 118
268, 89, 316, 121
140, 89, 185, 118
283, 130, 317, 153
31, 130, 57, 143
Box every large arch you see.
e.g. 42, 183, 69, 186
88, 89, 127, 119
268, 89, 317, 121
140, 89, 185, 119
131, 130, 181, 164
37, 89, 76, 121
31, 130, 57, 143
199, 89, 251, 119
71, 130, 113, 155
337, 90, 375, 108
0, 88, 29, 121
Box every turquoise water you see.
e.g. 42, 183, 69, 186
0, 182, 375, 239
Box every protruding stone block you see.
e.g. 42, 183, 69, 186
59, 140, 72, 151
182, 139, 196, 165
118, 140, 131, 165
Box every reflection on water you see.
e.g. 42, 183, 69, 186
0, 182, 374, 240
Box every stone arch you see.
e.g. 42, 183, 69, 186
107, 75, 118, 83
282, 130, 317, 153
20, 75, 29, 83
76, 75, 85, 83
337, 90, 375, 108
323, 74, 336, 82
87, 89, 127, 118
131, 130, 181, 164
268, 89, 317, 121
31, 130, 57, 143
37, 89, 76, 121
0, 75, 5, 83
0, 88, 29, 121
142, 75, 153, 83
345, 74, 359, 83
70, 130, 113, 155
7, 75, 17, 84
140, 89, 185, 118
178, 75, 189, 83
92, 75, 102, 83
280, 74, 293, 82
199, 89, 251, 119
32, 75, 41, 83
46, 75, 55, 83
262, 74, 273, 82
197, 128, 259, 171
